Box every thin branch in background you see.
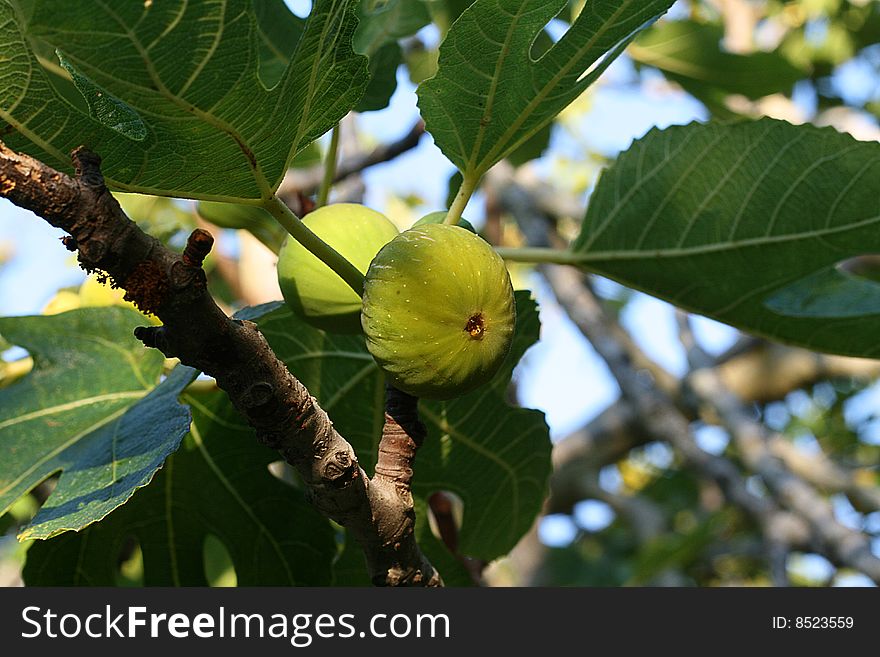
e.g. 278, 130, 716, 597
677, 311, 880, 580
315, 123, 341, 209
489, 165, 880, 585
677, 311, 880, 582
548, 404, 653, 514
543, 264, 806, 584
336, 119, 425, 184
675, 310, 790, 587
549, 257, 879, 582
279, 120, 426, 200
552, 394, 880, 517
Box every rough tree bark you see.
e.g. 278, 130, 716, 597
0, 141, 441, 587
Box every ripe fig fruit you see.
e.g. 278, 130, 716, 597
413, 211, 477, 234
361, 223, 515, 399
277, 203, 399, 333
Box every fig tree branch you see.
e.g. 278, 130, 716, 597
677, 314, 880, 583
542, 264, 804, 585
0, 140, 441, 587
551, 398, 880, 516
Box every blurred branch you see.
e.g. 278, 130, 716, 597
679, 313, 880, 583
492, 164, 585, 220
543, 264, 803, 585
768, 440, 880, 513
489, 166, 880, 584
541, 266, 880, 582
278, 120, 425, 200
716, 343, 880, 404
549, 404, 652, 514
548, 406, 671, 552
508, 449, 681, 586
553, 397, 880, 516
709, 0, 760, 53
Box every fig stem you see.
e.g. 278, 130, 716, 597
376, 385, 426, 487
264, 195, 365, 296
316, 123, 340, 209
494, 246, 585, 266
445, 173, 479, 226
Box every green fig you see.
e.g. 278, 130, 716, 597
361, 223, 515, 399
413, 211, 477, 234
277, 203, 399, 333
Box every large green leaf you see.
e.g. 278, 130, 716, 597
357, 0, 431, 53
417, 0, 675, 179
0, 308, 193, 539
629, 20, 806, 113
423, 0, 476, 34
254, 0, 306, 87
356, 41, 404, 112
24, 387, 336, 585
354, 0, 432, 112
0, 0, 367, 200
257, 291, 550, 568
571, 118, 880, 358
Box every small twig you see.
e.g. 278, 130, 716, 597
676, 309, 880, 581
315, 123, 340, 208
279, 120, 426, 199
335, 120, 425, 184
676, 310, 790, 586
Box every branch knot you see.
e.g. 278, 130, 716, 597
71, 147, 105, 190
